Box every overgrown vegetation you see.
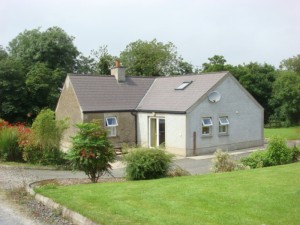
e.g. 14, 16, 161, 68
241, 136, 300, 168
0, 125, 21, 161
66, 121, 115, 183
211, 149, 247, 172
20, 109, 68, 165
0, 109, 68, 165
123, 148, 173, 180
35, 162, 300, 225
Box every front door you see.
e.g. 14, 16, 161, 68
149, 117, 165, 147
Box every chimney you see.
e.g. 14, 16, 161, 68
111, 60, 126, 82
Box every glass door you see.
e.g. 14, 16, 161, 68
149, 117, 165, 147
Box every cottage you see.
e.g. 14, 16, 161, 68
56, 65, 264, 156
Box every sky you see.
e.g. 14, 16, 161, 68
1, 0, 299, 69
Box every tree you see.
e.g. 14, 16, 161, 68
280, 55, 300, 74
0, 58, 29, 122
92, 45, 117, 75
238, 62, 276, 122
270, 71, 300, 125
8, 27, 79, 72
74, 53, 96, 74
120, 39, 193, 76
202, 55, 232, 72
67, 121, 115, 183
25, 63, 64, 114
0, 45, 8, 61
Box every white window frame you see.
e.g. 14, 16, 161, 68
219, 117, 229, 135
201, 117, 213, 136
105, 117, 118, 137
175, 81, 192, 90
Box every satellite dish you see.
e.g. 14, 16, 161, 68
208, 91, 221, 103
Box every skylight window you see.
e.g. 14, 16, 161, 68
175, 81, 192, 90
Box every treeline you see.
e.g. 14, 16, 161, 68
0, 26, 299, 125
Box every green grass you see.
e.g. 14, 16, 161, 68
36, 162, 300, 225
264, 126, 300, 140
0, 161, 64, 170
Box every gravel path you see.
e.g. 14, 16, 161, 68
0, 164, 126, 225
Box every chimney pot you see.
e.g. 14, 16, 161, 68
111, 61, 126, 82
115, 60, 121, 67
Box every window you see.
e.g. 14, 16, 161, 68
105, 117, 118, 137
175, 81, 192, 90
202, 117, 213, 136
219, 117, 229, 134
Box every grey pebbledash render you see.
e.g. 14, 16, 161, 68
56, 63, 264, 156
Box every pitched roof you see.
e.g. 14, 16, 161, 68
136, 72, 229, 113
69, 75, 155, 112
68, 72, 229, 113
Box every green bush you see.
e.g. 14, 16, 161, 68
124, 148, 173, 180
67, 121, 115, 183
291, 145, 300, 161
212, 149, 248, 172
0, 127, 22, 161
240, 150, 269, 169
20, 109, 68, 165
266, 136, 292, 166
241, 137, 295, 168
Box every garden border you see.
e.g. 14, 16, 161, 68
26, 180, 100, 225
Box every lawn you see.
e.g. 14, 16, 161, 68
36, 162, 300, 225
264, 126, 300, 140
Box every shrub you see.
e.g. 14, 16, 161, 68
67, 121, 115, 183
167, 165, 191, 177
211, 149, 236, 173
20, 109, 68, 165
240, 150, 269, 169
0, 127, 22, 161
290, 145, 300, 162
211, 149, 248, 173
266, 136, 292, 166
124, 148, 173, 180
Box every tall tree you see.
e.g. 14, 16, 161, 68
92, 45, 117, 75
0, 45, 8, 61
6, 27, 80, 120
279, 55, 300, 74
237, 62, 276, 123
0, 58, 29, 122
202, 55, 232, 72
270, 71, 300, 125
25, 62, 64, 114
8, 27, 79, 72
74, 53, 96, 74
120, 39, 193, 76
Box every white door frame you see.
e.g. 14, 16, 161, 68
148, 117, 165, 148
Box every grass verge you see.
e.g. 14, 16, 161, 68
264, 126, 300, 140
0, 161, 67, 170
36, 162, 300, 225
